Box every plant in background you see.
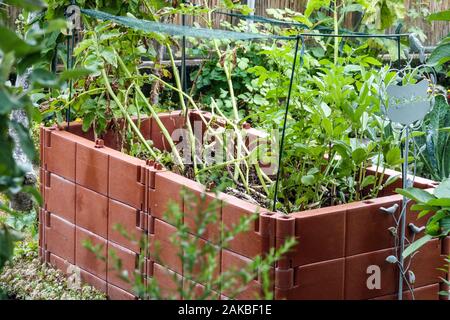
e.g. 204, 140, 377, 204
427, 9, 450, 77
414, 95, 450, 181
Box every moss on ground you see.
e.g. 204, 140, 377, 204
0, 239, 107, 300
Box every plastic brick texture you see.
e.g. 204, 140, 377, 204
43, 129, 76, 181
75, 227, 107, 280
76, 142, 109, 195
275, 258, 345, 300
76, 185, 108, 238
108, 199, 144, 253
44, 173, 76, 223
107, 283, 137, 300
45, 213, 75, 264
108, 152, 146, 209
107, 241, 139, 293
371, 283, 440, 300
345, 239, 443, 299
148, 171, 184, 220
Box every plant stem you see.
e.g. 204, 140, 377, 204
333, 1, 339, 65
114, 51, 185, 169
101, 68, 157, 158
166, 44, 199, 176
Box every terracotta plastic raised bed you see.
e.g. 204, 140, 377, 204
39, 110, 449, 300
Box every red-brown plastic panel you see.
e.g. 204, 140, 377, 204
75, 227, 107, 280
107, 242, 138, 293
288, 206, 346, 267
345, 196, 401, 256
75, 185, 108, 238
45, 213, 75, 264
108, 199, 143, 253
44, 173, 76, 223
76, 142, 109, 195
149, 171, 184, 220
186, 234, 221, 285
221, 249, 264, 300
275, 258, 345, 300
183, 279, 220, 300
221, 194, 263, 259
371, 283, 440, 300
48, 253, 70, 274
107, 283, 137, 300
79, 268, 108, 293
150, 112, 185, 152
184, 187, 222, 244
152, 262, 182, 299
43, 130, 76, 181
345, 239, 443, 299
149, 218, 182, 274
108, 153, 145, 210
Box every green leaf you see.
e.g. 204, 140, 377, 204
427, 198, 450, 207
82, 113, 95, 132
435, 179, 450, 199
0, 26, 38, 58
363, 57, 382, 66
0, 223, 23, 270
305, 0, 331, 17
417, 210, 431, 219
395, 187, 436, 203
74, 39, 95, 56
352, 147, 367, 164
428, 42, 450, 66
100, 47, 118, 68
0, 88, 20, 115
30, 68, 59, 87
402, 234, 433, 259
59, 68, 93, 81
361, 175, 376, 188
322, 118, 333, 136
301, 175, 315, 186
0, 52, 15, 83
4, 0, 46, 10
427, 10, 450, 22
440, 216, 450, 234
385, 146, 402, 166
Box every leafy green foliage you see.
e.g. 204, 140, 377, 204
414, 95, 450, 181
397, 178, 450, 258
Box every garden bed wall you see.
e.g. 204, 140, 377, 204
39, 111, 449, 300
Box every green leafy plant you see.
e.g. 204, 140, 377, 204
427, 9, 450, 77
396, 178, 450, 258
414, 95, 450, 181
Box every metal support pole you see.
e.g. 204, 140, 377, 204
395, 34, 406, 300
272, 36, 302, 212
66, 1, 76, 130
398, 125, 410, 300
181, 1, 187, 96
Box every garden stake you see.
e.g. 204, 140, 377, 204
65, 1, 77, 130
272, 36, 303, 212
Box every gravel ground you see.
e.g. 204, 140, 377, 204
0, 240, 107, 300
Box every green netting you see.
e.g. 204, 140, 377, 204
81, 9, 291, 41
217, 11, 392, 37
216, 11, 309, 28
